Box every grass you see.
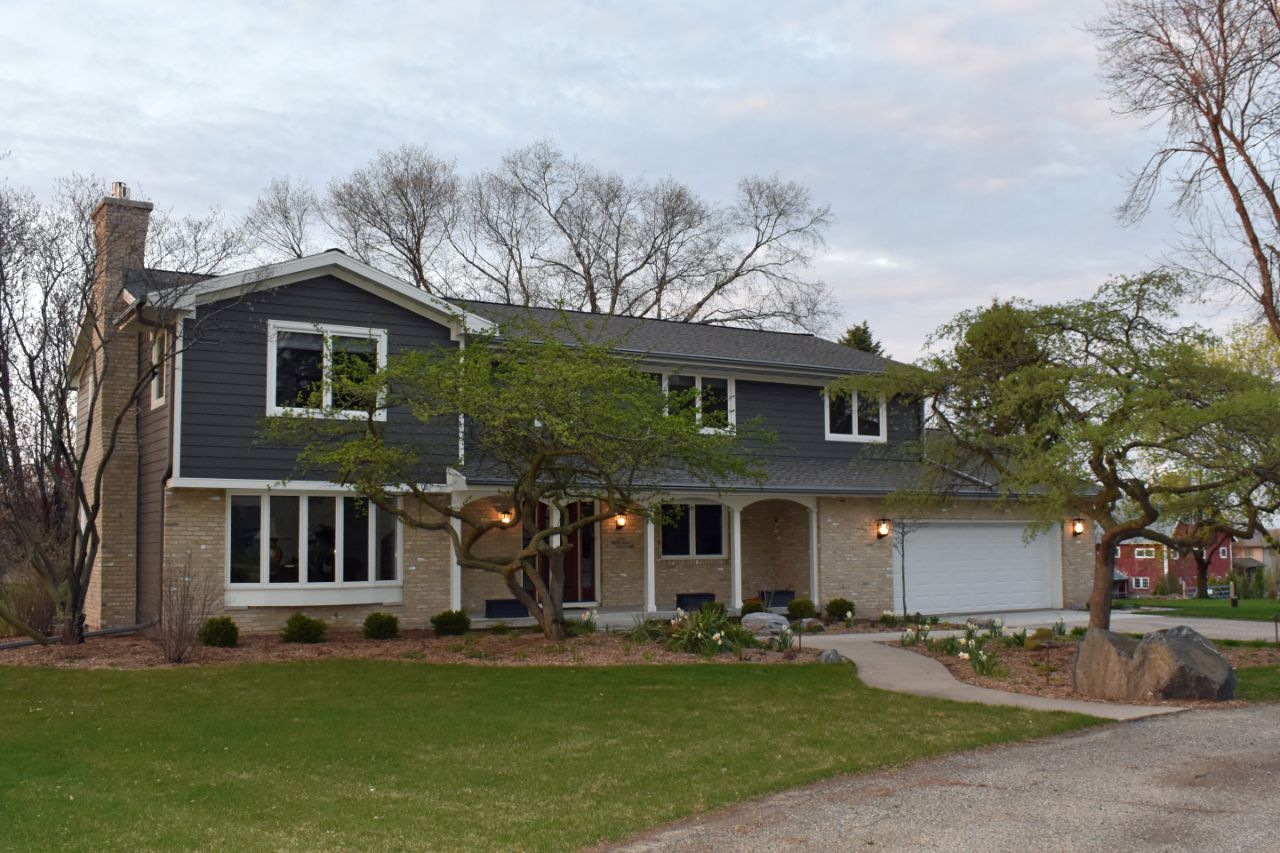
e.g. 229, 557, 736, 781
1238, 665, 1280, 702
0, 661, 1098, 851
1112, 597, 1280, 622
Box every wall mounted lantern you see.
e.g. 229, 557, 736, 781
498, 510, 513, 527
876, 518, 891, 539
1071, 517, 1086, 537
614, 513, 627, 529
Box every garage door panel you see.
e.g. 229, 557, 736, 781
893, 522, 1054, 614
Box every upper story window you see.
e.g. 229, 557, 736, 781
825, 390, 886, 443
1134, 546, 1156, 559
659, 502, 725, 558
1219, 546, 1228, 559
267, 320, 387, 419
648, 372, 735, 431
149, 330, 167, 410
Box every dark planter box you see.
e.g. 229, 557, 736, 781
675, 592, 716, 611
759, 589, 796, 608
485, 598, 529, 619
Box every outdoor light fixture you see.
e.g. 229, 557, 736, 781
876, 518, 891, 539
1071, 517, 1085, 537
498, 510, 513, 526
614, 513, 627, 529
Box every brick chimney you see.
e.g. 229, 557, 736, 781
83, 182, 153, 630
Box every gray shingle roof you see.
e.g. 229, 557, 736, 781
448, 300, 897, 376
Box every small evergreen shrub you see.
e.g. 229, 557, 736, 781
281, 612, 327, 644
430, 609, 470, 637
362, 611, 399, 640
740, 597, 766, 615
786, 598, 817, 620
197, 616, 239, 648
825, 597, 855, 622
1069, 625, 1088, 639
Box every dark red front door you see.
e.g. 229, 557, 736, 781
528, 501, 597, 603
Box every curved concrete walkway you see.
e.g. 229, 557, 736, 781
805, 632, 1183, 720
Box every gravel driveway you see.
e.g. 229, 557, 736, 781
608, 706, 1280, 852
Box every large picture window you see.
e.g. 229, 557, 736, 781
228, 493, 400, 586
654, 373, 735, 430
660, 503, 725, 558
267, 320, 387, 418
825, 390, 886, 442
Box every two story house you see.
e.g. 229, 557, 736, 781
78, 188, 1092, 632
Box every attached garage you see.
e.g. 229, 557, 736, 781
892, 521, 1062, 615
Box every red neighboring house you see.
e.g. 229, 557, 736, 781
1112, 540, 1169, 596
1166, 525, 1234, 594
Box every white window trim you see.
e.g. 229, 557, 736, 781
1134, 546, 1156, 559
225, 491, 403, 605
149, 330, 167, 410
658, 502, 727, 560
1219, 547, 1228, 559
657, 373, 737, 432
266, 319, 389, 421
1132, 577, 1150, 590
823, 390, 888, 443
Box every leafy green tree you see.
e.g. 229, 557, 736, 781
261, 316, 761, 639
837, 321, 885, 356
840, 273, 1280, 629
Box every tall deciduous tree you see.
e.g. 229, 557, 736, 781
1092, 0, 1280, 339
841, 273, 1280, 629
260, 317, 761, 639
0, 175, 243, 643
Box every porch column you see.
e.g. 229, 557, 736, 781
808, 506, 819, 603
729, 505, 743, 611
449, 513, 463, 612
644, 516, 656, 613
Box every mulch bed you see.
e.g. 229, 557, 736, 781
896, 638, 1280, 708
0, 629, 819, 670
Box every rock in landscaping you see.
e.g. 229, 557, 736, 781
1130, 626, 1235, 701
1073, 626, 1235, 701
799, 618, 825, 633
818, 648, 847, 664
741, 612, 791, 638
1073, 629, 1140, 701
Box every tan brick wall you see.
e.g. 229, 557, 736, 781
161, 489, 452, 634
741, 499, 812, 603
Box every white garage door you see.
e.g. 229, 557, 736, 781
892, 522, 1059, 615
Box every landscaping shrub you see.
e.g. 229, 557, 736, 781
1002, 627, 1028, 648
1069, 625, 1087, 639
786, 598, 817, 620
1022, 627, 1052, 650
0, 571, 57, 639
566, 609, 599, 636
740, 597, 765, 615
197, 616, 239, 648
430, 609, 470, 637
928, 635, 961, 655
150, 569, 220, 663
1051, 618, 1067, 637
879, 610, 898, 629
626, 616, 666, 643
489, 621, 514, 636
1152, 576, 1169, 596
281, 612, 327, 644
362, 612, 399, 640
667, 605, 729, 655
825, 597, 855, 623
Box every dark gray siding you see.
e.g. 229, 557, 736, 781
137, 329, 170, 622
736, 380, 921, 460
180, 275, 459, 482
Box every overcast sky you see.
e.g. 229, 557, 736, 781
2, 0, 1187, 359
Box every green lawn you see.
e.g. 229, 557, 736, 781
1238, 665, 1280, 702
0, 661, 1097, 851
1113, 597, 1280, 622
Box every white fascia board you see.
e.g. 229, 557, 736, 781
168, 477, 454, 493
174, 251, 496, 333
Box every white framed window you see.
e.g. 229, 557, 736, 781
1131, 576, 1150, 590
1134, 546, 1156, 559
650, 372, 736, 431
227, 492, 401, 596
1114, 546, 1121, 558
659, 503, 725, 558
1219, 547, 1228, 559
266, 320, 388, 419
824, 390, 887, 443
149, 330, 167, 410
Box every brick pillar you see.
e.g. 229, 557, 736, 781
82, 190, 153, 629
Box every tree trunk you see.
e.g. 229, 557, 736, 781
501, 560, 567, 641
61, 610, 85, 646
1195, 552, 1211, 600
1089, 535, 1115, 630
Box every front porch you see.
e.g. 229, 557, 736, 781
451, 494, 821, 618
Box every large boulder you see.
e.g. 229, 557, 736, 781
741, 612, 791, 639
1131, 626, 1235, 701
1073, 629, 1140, 700
818, 648, 847, 664
1073, 626, 1235, 701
